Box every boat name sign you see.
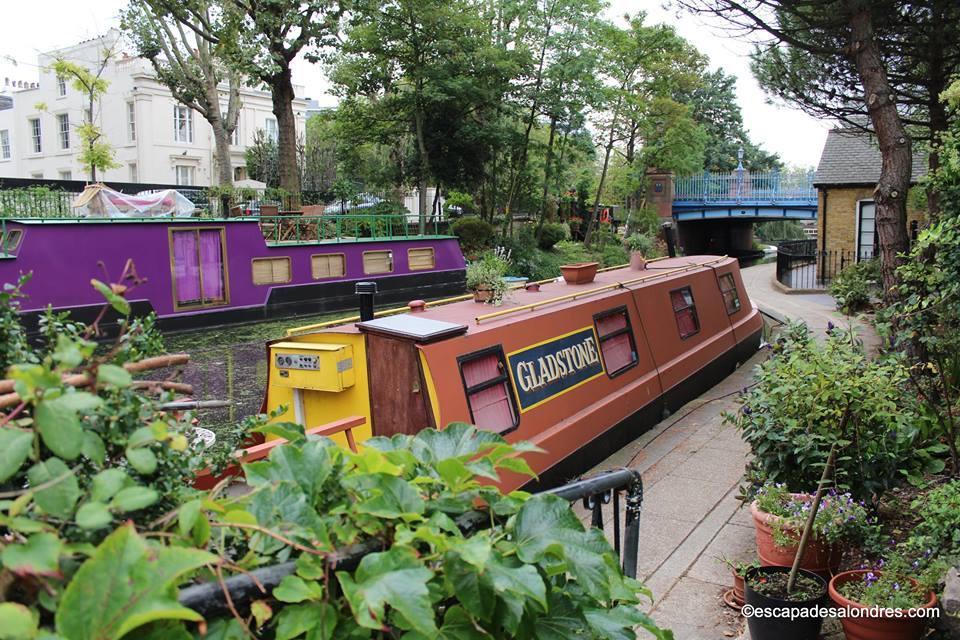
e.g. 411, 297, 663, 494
508, 327, 605, 412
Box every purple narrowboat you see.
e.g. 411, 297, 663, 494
0, 215, 466, 331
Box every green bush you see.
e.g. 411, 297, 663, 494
829, 260, 879, 314
451, 216, 495, 254
537, 222, 568, 250
625, 233, 655, 255
466, 250, 510, 304
731, 322, 940, 500
904, 480, 960, 560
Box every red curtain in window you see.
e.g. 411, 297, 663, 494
468, 384, 515, 433
670, 290, 690, 311
462, 353, 499, 387
595, 312, 626, 337
601, 332, 634, 372
676, 308, 698, 337
462, 354, 514, 432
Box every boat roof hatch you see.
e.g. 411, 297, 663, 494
356, 314, 468, 343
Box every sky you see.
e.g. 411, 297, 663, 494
0, 0, 830, 168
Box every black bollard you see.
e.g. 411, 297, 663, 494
355, 281, 377, 321
661, 221, 677, 258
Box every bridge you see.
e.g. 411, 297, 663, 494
647, 165, 817, 257
671, 170, 817, 221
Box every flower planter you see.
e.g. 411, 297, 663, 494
744, 566, 827, 640
723, 570, 746, 609
629, 252, 646, 270
828, 570, 937, 640
751, 499, 842, 578
560, 262, 599, 285
472, 286, 494, 303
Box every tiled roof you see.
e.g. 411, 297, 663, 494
813, 128, 927, 186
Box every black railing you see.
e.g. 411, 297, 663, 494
776, 239, 859, 289
178, 467, 643, 618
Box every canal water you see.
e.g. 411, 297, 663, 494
161, 310, 353, 437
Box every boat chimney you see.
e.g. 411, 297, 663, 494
408, 299, 426, 313
355, 282, 377, 321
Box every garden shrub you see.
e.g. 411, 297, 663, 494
829, 259, 879, 314
731, 322, 941, 500
625, 233, 655, 256
451, 216, 495, 254
537, 222, 568, 250
903, 480, 960, 561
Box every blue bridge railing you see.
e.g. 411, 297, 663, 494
674, 170, 816, 203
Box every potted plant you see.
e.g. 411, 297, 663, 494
744, 446, 839, 639
466, 252, 509, 304
625, 233, 653, 270
560, 261, 599, 285
829, 556, 938, 640
750, 482, 870, 577
719, 556, 760, 608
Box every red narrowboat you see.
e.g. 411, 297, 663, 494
260, 256, 762, 489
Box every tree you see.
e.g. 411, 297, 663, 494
151, 0, 345, 198
121, 0, 242, 191
678, 68, 781, 171
49, 48, 121, 181
583, 16, 707, 246
675, 0, 916, 301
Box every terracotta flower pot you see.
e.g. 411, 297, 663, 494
750, 498, 842, 579
732, 570, 746, 606
629, 251, 646, 270
828, 570, 937, 640
560, 262, 599, 285
472, 286, 493, 303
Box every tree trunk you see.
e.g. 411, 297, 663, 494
271, 66, 301, 205
414, 103, 430, 235
535, 115, 558, 241
89, 93, 97, 182
847, 1, 911, 302
584, 98, 622, 248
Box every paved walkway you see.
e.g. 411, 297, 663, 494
574, 261, 877, 639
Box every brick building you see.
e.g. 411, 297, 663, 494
813, 127, 927, 261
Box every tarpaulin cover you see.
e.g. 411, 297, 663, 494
72, 183, 196, 217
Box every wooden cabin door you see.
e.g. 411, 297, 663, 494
365, 333, 434, 437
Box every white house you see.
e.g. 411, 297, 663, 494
0, 30, 307, 187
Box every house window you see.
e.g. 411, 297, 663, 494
129, 162, 138, 183
175, 165, 195, 186
265, 118, 278, 142
0, 130, 10, 159
2, 229, 23, 253
670, 287, 700, 339
31, 172, 43, 179
407, 247, 435, 271
84, 108, 92, 125
363, 250, 392, 274
252, 257, 291, 285
174, 105, 193, 143
311, 253, 345, 279
59, 170, 72, 180
458, 347, 518, 434
719, 273, 741, 315
57, 77, 66, 97
857, 201, 876, 261
127, 102, 136, 141
29, 118, 41, 153
593, 307, 638, 377
233, 166, 246, 181
57, 113, 70, 149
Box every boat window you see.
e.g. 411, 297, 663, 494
408, 247, 435, 271
458, 347, 518, 435
170, 227, 229, 309
252, 257, 291, 285
670, 287, 700, 339
593, 307, 638, 377
719, 273, 741, 315
363, 250, 393, 275
311, 253, 345, 279
2, 229, 23, 253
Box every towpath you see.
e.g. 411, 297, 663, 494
576, 261, 877, 639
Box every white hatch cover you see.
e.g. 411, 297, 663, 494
356, 314, 467, 343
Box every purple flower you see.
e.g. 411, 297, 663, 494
878, 559, 885, 568
893, 583, 900, 591
912, 560, 921, 570
865, 572, 878, 585
743, 406, 752, 415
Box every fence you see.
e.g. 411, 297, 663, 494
258, 213, 449, 243
775, 239, 860, 289
178, 467, 644, 618
674, 170, 816, 203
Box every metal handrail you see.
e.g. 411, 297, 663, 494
178, 467, 644, 617
674, 170, 816, 203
